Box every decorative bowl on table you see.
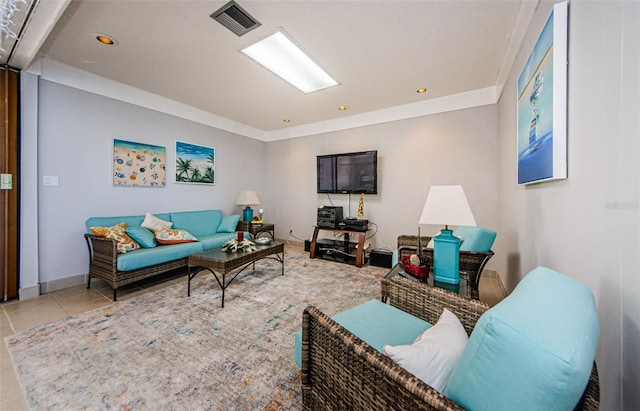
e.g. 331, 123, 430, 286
255, 237, 271, 245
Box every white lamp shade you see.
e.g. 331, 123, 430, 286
236, 190, 260, 206
418, 185, 476, 227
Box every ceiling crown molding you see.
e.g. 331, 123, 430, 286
31, 57, 498, 142
263, 87, 498, 141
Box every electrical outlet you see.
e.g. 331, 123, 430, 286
0, 174, 12, 190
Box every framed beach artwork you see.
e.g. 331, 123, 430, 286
517, 1, 568, 185
113, 139, 166, 187
175, 141, 215, 185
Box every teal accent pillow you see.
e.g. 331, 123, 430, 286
444, 267, 600, 411
217, 215, 240, 233
453, 226, 496, 252
125, 226, 157, 248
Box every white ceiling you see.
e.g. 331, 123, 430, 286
6, 0, 537, 139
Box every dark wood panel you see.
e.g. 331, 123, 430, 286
0, 67, 20, 301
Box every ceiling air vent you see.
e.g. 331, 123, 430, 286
211, 1, 261, 37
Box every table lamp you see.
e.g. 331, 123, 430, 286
418, 185, 476, 284
236, 190, 260, 222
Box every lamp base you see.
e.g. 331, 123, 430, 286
433, 229, 461, 285
242, 206, 254, 222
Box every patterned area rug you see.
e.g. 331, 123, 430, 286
6, 247, 388, 410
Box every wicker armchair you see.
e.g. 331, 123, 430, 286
397, 235, 494, 299
301, 276, 599, 410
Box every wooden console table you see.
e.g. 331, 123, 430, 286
309, 226, 366, 267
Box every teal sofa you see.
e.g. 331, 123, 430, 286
84, 209, 246, 300
300, 267, 600, 410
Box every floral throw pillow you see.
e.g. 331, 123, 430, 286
90, 223, 140, 254
141, 212, 173, 231
154, 228, 198, 244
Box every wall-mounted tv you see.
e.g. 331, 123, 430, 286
317, 150, 377, 194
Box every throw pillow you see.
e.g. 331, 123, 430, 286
154, 228, 198, 244
141, 212, 173, 231
90, 223, 140, 254
125, 226, 157, 248
217, 215, 240, 233
383, 308, 468, 392
443, 267, 600, 411
453, 226, 495, 252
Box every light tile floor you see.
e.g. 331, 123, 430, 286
0, 249, 507, 411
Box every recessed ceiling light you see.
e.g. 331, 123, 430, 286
338, 106, 347, 111
93, 33, 118, 46
241, 30, 338, 94
283, 119, 291, 123
417, 88, 427, 93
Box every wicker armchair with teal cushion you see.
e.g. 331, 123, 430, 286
300, 267, 600, 410
393, 226, 496, 299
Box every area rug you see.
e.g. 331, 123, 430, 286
5, 248, 388, 410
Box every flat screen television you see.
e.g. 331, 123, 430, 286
317, 150, 377, 194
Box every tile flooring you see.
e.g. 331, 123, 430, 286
0, 247, 507, 410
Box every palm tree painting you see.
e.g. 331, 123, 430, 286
175, 141, 215, 185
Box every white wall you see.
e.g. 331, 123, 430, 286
33, 80, 266, 286
263, 105, 500, 254
19, 72, 40, 298
496, 1, 639, 409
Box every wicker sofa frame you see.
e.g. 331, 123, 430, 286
301, 276, 599, 410
397, 234, 494, 299
84, 234, 187, 301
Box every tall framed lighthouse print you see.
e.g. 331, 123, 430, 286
517, 1, 568, 185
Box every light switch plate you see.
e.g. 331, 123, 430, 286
0, 173, 12, 189
43, 176, 59, 186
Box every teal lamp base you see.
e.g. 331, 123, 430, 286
433, 229, 461, 284
242, 206, 254, 222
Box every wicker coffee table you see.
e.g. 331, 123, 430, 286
187, 241, 284, 307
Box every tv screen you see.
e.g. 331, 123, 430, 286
317, 150, 377, 194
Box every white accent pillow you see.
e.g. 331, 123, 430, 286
141, 212, 173, 231
383, 309, 468, 392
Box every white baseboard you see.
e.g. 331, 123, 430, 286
18, 284, 40, 300
39, 273, 86, 294
483, 269, 508, 296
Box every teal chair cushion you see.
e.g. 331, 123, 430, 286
85, 213, 171, 234
197, 233, 242, 250
444, 267, 600, 411
453, 226, 496, 252
116, 241, 204, 271
170, 210, 223, 238
391, 249, 399, 267
295, 299, 431, 369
